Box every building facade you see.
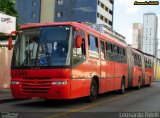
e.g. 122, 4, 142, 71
132, 23, 143, 50
142, 13, 158, 56
16, 0, 114, 28
16, 0, 41, 24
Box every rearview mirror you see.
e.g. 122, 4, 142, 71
75, 34, 82, 48
8, 31, 18, 50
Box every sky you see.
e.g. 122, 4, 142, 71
113, 0, 160, 47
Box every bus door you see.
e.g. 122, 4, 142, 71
106, 42, 115, 91
71, 30, 87, 97
99, 40, 106, 93
141, 55, 145, 86
88, 35, 100, 91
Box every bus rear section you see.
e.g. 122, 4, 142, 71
142, 54, 154, 86
127, 47, 143, 88
127, 47, 154, 88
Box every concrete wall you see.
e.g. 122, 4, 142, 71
0, 48, 12, 88
132, 23, 143, 50
40, 0, 55, 23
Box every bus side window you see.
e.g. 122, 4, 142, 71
113, 45, 118, 62
72, 30, 86, 66
145, 58, 148, 68
106, 42, 113, 61
117, 46, 120, 62
119, 47, 123, 63
139, 55, 142, 67
134, 53, 137, 66
88, 35, 99, 58
100, 40, 105, 60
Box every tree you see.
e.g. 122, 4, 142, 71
0, 0, 19, 30
0, 0, 17, 17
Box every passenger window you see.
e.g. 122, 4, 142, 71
88, 35, 99, 58
72, 30, 86, 66
106, 42, 113, 61
106, 42, 111, 52
100, 40, 105, 60
113, 45, 118, 53
123, 49, 126, 56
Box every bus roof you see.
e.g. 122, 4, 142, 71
20, 22, 127, 47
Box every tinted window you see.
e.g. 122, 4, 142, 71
100, 40, 105, 60
88, 35, 99, 58
72, 30, 86, 66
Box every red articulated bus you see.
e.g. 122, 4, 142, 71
9, 22, 154, 102
127, 47, 154, 89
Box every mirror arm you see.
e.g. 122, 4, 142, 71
8, 31, 18, 50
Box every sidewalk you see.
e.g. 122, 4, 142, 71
0, 88, 13, 102
154, 79, 160, 82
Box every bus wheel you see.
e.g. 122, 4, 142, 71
120, 79, 125, 94
87, 79, 98, 102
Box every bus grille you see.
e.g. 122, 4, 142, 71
21, 78, 52, 94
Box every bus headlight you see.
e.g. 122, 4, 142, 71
11, 81, 19, 85
52, 81, 67, 85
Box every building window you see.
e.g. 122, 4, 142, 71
98, 0, 113, 17
56, 12, 63, 17
100, 15, 103, 20
98, 13, 110, 24
57, 0, 63, 5
110, 0, 113, 4
98, 0, 100, 5
97, 13, 99, 18
105, 6, 108, 12
101, 3, 105, 9
105, 18, 108, 23
32, 12, 36, 18
109, 21, 112, 26
109, 10, 113, 15
32, 0, 36, 7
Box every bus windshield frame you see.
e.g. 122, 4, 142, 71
11, 26, 73, 69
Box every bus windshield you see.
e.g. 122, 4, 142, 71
12, 26, 72, 67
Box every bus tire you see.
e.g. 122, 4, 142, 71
120, 78, 125, 94
87, 79, 98, 102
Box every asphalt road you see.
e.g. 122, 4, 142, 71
1, 81, 160, 118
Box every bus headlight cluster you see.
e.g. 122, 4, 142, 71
11, 81, 19, 85
52, 81, 67, 85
